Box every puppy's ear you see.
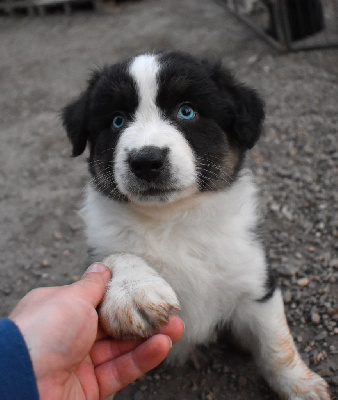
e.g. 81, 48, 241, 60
209, 62, 265, 150
62, 70, 101, 157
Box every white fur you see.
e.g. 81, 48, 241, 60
83, 170, 267, 356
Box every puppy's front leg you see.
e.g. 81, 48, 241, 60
99, 254, 180, 339
232, 289, 329, 400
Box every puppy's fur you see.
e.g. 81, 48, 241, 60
63, 51, 329, 399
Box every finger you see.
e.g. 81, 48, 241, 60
69, 263, 112, 308
96, 334, 171, 399
91, 338, 143, 366
156, 315, 185, 344
96, 326, 110, 342
96, 315, 184, 343
93, 316, 184, 366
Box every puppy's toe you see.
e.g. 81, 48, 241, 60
135, 286, 180, 327
287, 372, 330, 400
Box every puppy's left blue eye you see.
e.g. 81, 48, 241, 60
178, 105, 196, 120
112, 115, 125, 129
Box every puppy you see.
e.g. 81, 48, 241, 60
62, 51, 329, 399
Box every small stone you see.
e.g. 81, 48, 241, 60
277, 168, 293, 178
1, 287, 12, 296
315, 331, 327, 341
319, 287, 329, 294
247, 55, 258, 65
318, 369, 332, 377
41, 259, 50, 268
283, 290, 292, 304
297, 277, 310, 287
53, 232, 63, 240
62, 249, 70, 256
281, 205, 293, 220
133, 391, 144, 400
280, 265, 298, 277
311, 312, 321, 325
314, 350, 328, 364
329, 259, 338, 268
269, 202, 280, 212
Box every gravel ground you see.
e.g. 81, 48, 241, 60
0, 0, 337, 399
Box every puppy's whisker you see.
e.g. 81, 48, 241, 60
196, 166, 231, 187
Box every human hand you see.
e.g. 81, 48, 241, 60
9, 263, 184, 400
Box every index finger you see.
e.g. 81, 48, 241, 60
92, 316, 184, 366
95, 334, 171, 399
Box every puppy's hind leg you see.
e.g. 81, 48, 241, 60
231, 289, 330, 400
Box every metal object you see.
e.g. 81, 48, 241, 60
217, 0, 338, 52
0, 0, 101, 16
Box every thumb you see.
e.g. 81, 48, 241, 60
70, 263, 112, 308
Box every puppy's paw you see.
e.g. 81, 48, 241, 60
99, 254, 180, 339
282, 370, 330, 400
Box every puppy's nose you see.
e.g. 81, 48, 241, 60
128, 146, 169, 182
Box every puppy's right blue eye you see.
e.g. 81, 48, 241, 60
178, 104, 196, 120
112, 115, 125, 129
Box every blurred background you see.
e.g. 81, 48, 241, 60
0, 0, 337, 399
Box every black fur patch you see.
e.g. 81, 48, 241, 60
157, 51, 264, 192
257, 267, 278, 302
63, 60, 138, 200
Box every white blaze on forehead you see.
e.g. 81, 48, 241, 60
129, 54, 160, 114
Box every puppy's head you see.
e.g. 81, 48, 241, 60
62, 51, 264, 205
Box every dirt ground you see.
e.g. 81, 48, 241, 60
0, 0, 337, 399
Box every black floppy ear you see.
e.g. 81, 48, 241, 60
209, 62, 265, 150
62, 70, 101, 157
62, 91, 90, 157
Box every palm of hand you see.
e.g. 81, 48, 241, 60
10, 279, 183, 400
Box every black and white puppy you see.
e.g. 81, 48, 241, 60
63, 51, 329, 399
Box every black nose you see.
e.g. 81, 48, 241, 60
128, 146, 169, 182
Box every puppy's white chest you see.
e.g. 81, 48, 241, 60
83, 172, 266, 336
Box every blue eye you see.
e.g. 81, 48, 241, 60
178, 105, 196, 120
112, 115, 125, 129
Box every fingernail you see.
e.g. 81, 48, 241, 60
166, 336, 172, 348
86, 263, 107, 273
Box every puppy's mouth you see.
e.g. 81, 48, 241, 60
138, 187, 176, 196
127, 184, 178, 202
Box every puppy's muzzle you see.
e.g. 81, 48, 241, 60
128, 146, 169, 182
